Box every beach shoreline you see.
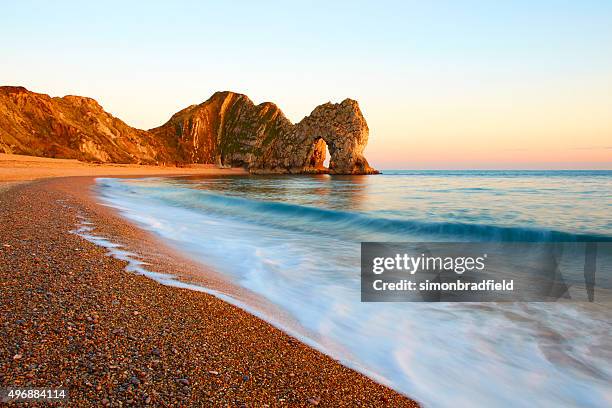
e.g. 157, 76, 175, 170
0, 155, 417, 406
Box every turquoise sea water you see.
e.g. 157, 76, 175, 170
95, 171, 612, 407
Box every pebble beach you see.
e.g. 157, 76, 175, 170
0, 158, 418, 407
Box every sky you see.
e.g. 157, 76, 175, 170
2, 0, 611, 169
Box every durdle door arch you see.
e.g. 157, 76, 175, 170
290, 99, 378, 175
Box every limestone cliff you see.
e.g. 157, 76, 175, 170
150, 91, 377, 174
0, 86, 378, 174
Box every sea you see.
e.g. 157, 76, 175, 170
93, 170, 612, 407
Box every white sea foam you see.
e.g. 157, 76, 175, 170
88, 176, 612, 408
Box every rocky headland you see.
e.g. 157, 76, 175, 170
0, 87, 377, 175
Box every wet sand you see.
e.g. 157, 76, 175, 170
0, 156, 417, 406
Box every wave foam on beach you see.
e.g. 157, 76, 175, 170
92, 174, 612, 407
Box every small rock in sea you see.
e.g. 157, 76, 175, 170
177, 378, 189, 386
130, 376, 140, 385
307, 397, 321, 405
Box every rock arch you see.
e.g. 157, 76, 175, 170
290, 99, 378, 174
150, 91, 378, 174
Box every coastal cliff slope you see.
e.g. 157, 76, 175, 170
0, 86, 171, 164
0, 86, 377, 174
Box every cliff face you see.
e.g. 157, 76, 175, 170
149, 92, 294, 168
0, 86, 377, 174
0, 86, 171, 164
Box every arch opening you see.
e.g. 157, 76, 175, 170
323, 142, 330, 169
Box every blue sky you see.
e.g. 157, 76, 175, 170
2, 1, 611, 168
